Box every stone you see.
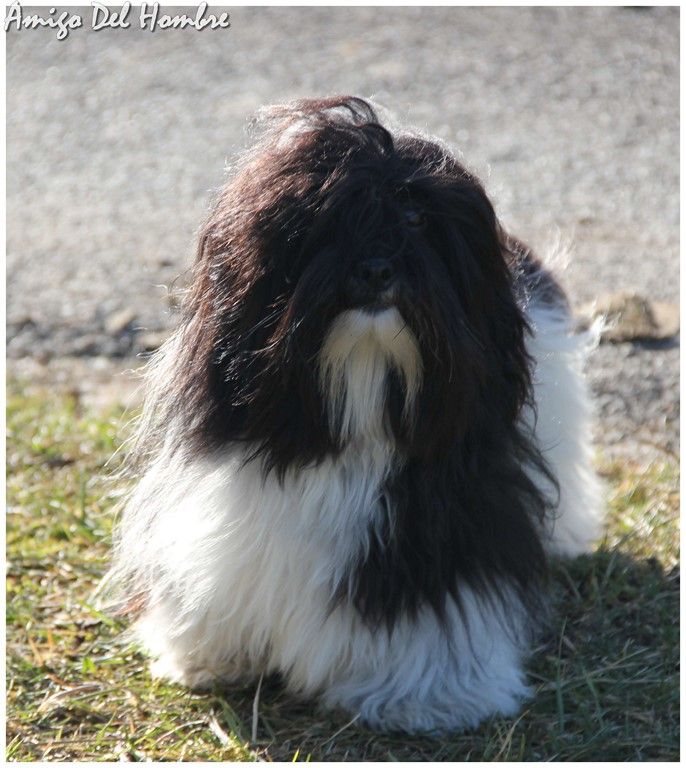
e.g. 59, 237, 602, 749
137, 331, 169, 352
576, 291, 679, 343
105, 308, 137, 336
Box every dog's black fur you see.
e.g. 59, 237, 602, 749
146, 97, 559, 630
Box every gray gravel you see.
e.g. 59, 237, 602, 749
7, 6, 679, 458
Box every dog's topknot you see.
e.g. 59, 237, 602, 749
258, 95, 392, 145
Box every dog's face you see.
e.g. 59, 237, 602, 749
172, 97, 532, 474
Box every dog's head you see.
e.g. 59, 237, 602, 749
164, 97, 533, 475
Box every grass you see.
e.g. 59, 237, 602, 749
6, 380, 680, 761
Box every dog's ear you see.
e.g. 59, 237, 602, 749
161, 98, 403, 471
384, 145, 532, 456
151, 150, 345, 475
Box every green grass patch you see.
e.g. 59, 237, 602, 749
6, 381, 679, 760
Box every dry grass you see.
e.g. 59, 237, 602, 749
6, 380, 679, 761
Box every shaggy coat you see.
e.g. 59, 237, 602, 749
106, 97, 602, 733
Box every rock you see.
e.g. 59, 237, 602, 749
577, 291, 679, 343
8, 314, 35, 330
70, 334, 103, 356
137, 331, 169, 352
105, 308, 137, 336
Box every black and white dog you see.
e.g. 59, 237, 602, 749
107, 97, 602, 733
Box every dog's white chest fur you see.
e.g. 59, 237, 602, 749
135, 310, 417, 693
133, 436, 531, 732
117, 304, 601, 733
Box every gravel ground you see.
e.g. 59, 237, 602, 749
7, 6, 679, 459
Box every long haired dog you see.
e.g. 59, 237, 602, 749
106, 97, 602, 733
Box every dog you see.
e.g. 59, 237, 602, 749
106, 96, 602, 733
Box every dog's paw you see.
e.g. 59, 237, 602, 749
150, 655, 214, 690
150, 654, 256, 690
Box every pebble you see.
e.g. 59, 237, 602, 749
104, 308, 137, 336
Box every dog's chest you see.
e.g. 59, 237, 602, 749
188, 457, 373, 637
253, 439, 394, 582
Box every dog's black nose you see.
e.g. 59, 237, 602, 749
353, 258, 395, 294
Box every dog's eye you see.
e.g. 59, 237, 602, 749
404, 209, 425, 229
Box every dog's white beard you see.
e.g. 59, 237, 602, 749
318, 307, 422, 440
108, 302, 602, 733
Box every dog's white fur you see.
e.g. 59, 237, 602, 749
319, 307, 422, 439
109, 296, 602, 733
524, 306, 603, 555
